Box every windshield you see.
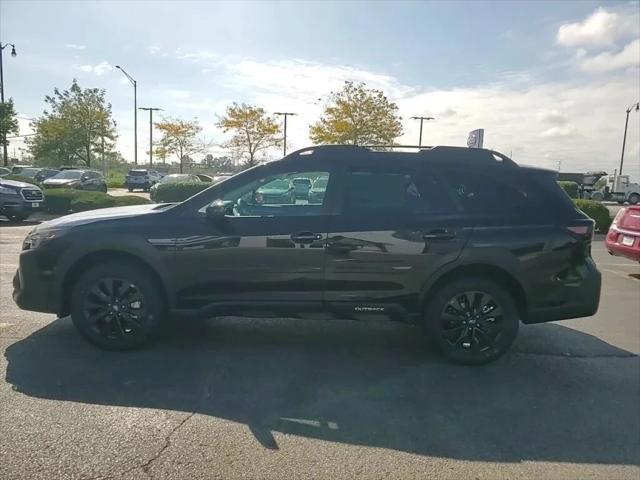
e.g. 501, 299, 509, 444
128, 170, 148, 176
51, 170, 83, 179
20, 168, 41, 178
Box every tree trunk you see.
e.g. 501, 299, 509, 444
85, 144, 91, 167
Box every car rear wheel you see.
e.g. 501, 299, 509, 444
70, 262, 165, 350
424, 277, 519, 365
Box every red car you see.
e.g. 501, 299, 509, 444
606, 206, 640, 262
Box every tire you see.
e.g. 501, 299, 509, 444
128, 188, 133, 192
70, 262, 165, 350
590, 191, 604, 202
628, 193, 640, 205
424, 277, 519, 365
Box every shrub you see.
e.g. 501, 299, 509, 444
152, 182, 210, 203
44, 189, 150, 214
106, 171, 125, 189
43, 189, 78, 214
113, 195, 151, 207
574, 199, 612, 233
69, 191, 116, 212
558, 181, 579, 199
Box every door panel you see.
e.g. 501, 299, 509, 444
324, 166, 472, 317
172, 215, 328, 308
169, 165, 335, 309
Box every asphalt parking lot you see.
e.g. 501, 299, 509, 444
1, 221, 639, 480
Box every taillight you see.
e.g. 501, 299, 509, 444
567, 225, 591, 236
611, 208, 626, 228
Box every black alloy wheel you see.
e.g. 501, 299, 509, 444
82, 277, 146, 342
441, 291, 504, 353
425, 277, 519, 365
71, 262, 164, 349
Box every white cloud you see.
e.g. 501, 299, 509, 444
579, 39, 640, 72
536, 109, 568, 125
79, 61, 112, 76
65, 43, 86, 50
556, 7, 638, 47
105, 52, 640, 179
224, 59, 411, 102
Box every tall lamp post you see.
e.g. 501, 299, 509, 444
410, 116, 435, 147
139, 107, 162, 166
274, 112, 297, 156
0, 42, 17, 166
618, 102, 639, 180
115, 65, 138, 165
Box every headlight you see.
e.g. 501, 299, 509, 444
0, 186, 19, 195
22, 229, 63, 250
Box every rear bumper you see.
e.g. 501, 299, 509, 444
12, 250, 60, 315
606, 228, 640, 262
125, 180, 151, 188
524, 258, 601, 324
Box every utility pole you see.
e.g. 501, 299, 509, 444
115, 65, 138, 165
274, 112, 297, 156
139, 107, 162, 166
0, 42, 17, 166
410, 116, 435, 147
618, 102, 639, 178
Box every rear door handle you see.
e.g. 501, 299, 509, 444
291, 232, 323, 243
422, 229, 456, 240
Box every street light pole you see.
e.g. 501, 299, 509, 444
410, 116, 435, 147
618, 102, 639, 179
139, 107, 162, 166
274, 112, 297, 156
115, 65, 138, 165
1, 42, 17, 166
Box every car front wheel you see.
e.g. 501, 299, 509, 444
70, 262, 165, 350
424, 277, 519, 365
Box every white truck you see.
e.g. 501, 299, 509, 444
590, 175, 640, 204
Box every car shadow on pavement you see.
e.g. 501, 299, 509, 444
4, 317, 640, 465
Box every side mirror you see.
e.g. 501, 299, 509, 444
205, 199, 233, 221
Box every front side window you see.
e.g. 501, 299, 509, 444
203, 170, 331, 217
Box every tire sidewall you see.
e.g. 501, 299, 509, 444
71, 262, 164, 350
425, 277, 519, 365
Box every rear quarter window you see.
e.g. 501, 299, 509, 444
440, 167, 574, 221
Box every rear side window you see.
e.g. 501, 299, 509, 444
343, 170, 456, 215
440, 167, 574, 220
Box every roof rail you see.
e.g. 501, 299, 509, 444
286, 144, 517, 166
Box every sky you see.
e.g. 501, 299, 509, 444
1, 0, 639, 179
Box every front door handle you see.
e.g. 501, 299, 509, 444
291, 232, 323, 244
422, 229, 456, 240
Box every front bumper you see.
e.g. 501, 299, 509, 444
1, 201, 42, 216
524, 258, 602, 324
12, 249, 60, 314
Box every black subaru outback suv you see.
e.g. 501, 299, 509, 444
13, 145, 601, 364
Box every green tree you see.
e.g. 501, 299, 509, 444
27, 80, 117, 167
154, 118, 203, 173
216, 103, 280, 168
0, 99, 19, 155
310, 81, 403, 145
